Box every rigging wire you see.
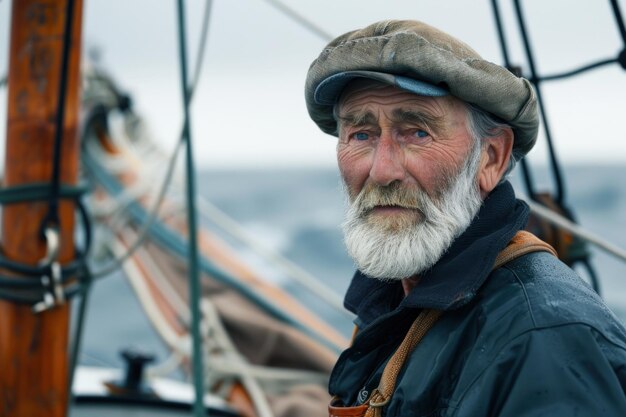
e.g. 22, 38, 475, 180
489, 0, 537, 200
81, 0, 349, 353
45, 0, 77, 231
84, 146, 346, 353
512, 0, 567, 205
175, 1, 206, 416
66, 266, 93, 416
86, 118, 184, 279
540, 58, 619, 82
525, 198, 626, 264
190, 0, 213, 97
116, 233, 274, 417
195, 197, 353, 320
610, 0, 626, 44
260, 0, 333, 41
491, 0, 621, 294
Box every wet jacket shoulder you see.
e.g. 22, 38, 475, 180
330, 183, 626, 416
442, 251, 626, 417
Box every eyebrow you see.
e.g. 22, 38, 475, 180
336, 108, 447, 133
336, 110, 378, 128
390, 109, 446, 132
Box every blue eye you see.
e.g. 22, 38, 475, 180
415, 130, 428, 138
354, 132, 369, 141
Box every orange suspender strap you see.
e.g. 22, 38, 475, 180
329, 231, 557, 417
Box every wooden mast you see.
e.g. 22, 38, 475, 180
0, 1, 83, 416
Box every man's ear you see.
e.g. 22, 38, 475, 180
477, 128, 514, 197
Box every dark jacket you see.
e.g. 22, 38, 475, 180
330, 182, 626, 416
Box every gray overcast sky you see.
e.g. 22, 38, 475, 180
1, 0, 626, 168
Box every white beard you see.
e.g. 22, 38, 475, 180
341, 143, 484, 280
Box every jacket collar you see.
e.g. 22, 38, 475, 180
344, 181, 529, 326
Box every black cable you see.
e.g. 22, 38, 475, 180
67, 265, 94, 415
0, 283, 82, 305
513, 0, 567, 205
0, 191, 90, 277
43, 0, 76, 232
582, 259, 601, 295
0, 183, 88, 205
0, 198, 91, 307
489, 0, 537, 199
491, 0, 513, 67
610, 0, 626, 44
540, 58, 619, 81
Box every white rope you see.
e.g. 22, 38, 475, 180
110, 233, 270, 416
85, 73, 352, 317
199, 299, 275, 417
110, 237, 191, 357
524, 198, 626, 262
146, 350, 186, 379
112, 237, 257, 406
205, 357, 328, 385
113, 230, 325, 416
196, 197, 354, 319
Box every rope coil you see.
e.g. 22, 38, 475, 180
0, 183, 92, 310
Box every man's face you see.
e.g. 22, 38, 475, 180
336, 81, 485, 279
337, 82, 476, 209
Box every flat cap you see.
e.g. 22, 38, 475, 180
305, 20, 539, 158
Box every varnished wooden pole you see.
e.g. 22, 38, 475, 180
0, 1, 83, 416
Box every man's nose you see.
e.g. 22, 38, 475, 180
369, 133, 406, 186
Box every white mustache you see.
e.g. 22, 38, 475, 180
351, 182, 432, 219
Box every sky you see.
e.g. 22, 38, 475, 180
1, 0, 626, 168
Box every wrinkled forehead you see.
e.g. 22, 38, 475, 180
335, 79, 464, 120
337, 79, 393, 104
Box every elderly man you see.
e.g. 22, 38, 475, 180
305, 20, 626, 416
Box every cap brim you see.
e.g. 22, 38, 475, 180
314, 70, 448, 105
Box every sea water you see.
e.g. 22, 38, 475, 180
80, 164, 626, 371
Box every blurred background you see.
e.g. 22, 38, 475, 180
1, 0, 625, 369
3, 0, 626, 168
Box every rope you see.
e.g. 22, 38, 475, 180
66, 265, 94, 416
512, 0, 567, 204
44, 0, 77, 231
117, 230, 330, 390
112, 236, 192, 355
0, 192, 92, 308
85, 122, 185, 278
115, 234, 276, 417
0, 0, 89, 312
489, 0, 537, 199
260, 0, 333, 41
175, 1, 206, 416
190, 0, 213, 101
0, 183, 88, 205
196, 198, 353, 319
540, 58, 619, 81
365, 310, 442, 417
524, 198, 626, 263
610, 0, 626, 44
200, 300, 275, 417
85, 145, 345, 353
84, 0, 213, 279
